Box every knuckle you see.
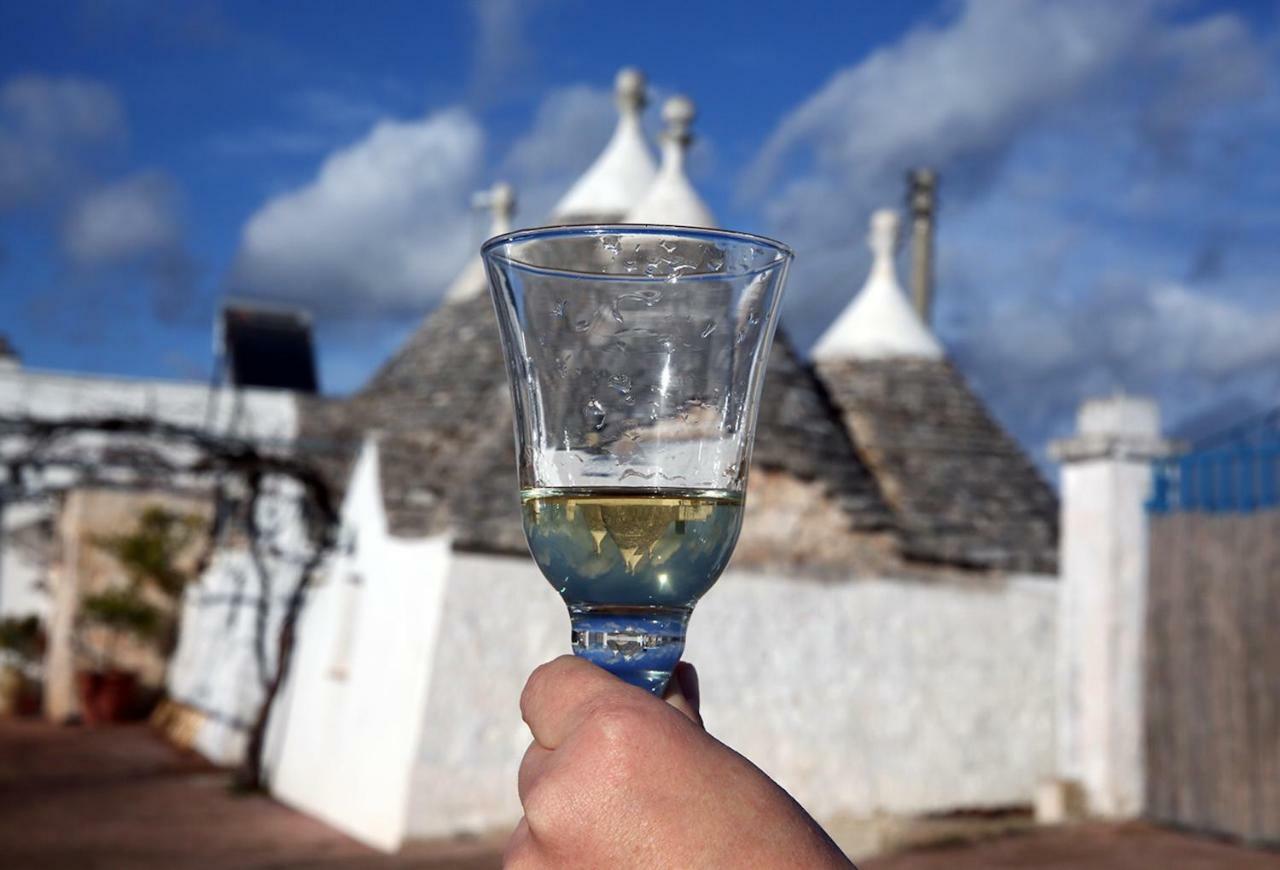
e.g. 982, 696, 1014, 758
516, 746, 539, 801
583, 702, 650, 763
521, 765, 577, 835
503, 827, 539, 869
519, 668, 545, 721
520, 655, 578, 720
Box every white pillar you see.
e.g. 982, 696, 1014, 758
1050, 396, 1173, 817
44, 490, 84, 722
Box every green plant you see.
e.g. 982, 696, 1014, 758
79, 586, 165, 673
80, 588, 164, 641
0, 615, 45, 666
93, 507, 203, 601
87, 506, 206, 667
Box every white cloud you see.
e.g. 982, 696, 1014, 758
61, 172, 196, 320
743, 0, 1278, 459
1, 74, 124, 144
504, 85, 614, 179
500, 84, 615, 221
1, 74, 200, 321
63, 172, 182, 265
469, 0, 542, 102
951, 276, 1280, 458
0, 75, 125, 210
210, 87, 400, 158
230, 108, 485, 315
749, 1, 1156, 206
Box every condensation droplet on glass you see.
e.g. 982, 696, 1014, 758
700, 320, 717, 338
600, 234, 621, 256
659, 240, 677, 253
552, 299, 568, 318
748, 309, 761, 326
584, 399, 607, 431
668, 264, 695, 282
609, 374, 632, 395
644, 262, 658, 276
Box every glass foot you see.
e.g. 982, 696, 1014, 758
569, 606, 690, 694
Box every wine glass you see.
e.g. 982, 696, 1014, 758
483, 225, 792, 693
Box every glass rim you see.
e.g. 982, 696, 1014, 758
481, 223, 794, 282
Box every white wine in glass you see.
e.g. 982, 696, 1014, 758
484, 225, 792, 693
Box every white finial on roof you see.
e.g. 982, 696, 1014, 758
662, 94, 695, 145
446, 181, 518, 302
481, 181, 516, 236
552, 68, 657, 222
812, 209, 944, 362
615, 66, 647, 113
624, 94, 716, 228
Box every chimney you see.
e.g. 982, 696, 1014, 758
907, 168, 937, 324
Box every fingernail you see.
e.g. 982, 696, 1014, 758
675, 662, 699, 709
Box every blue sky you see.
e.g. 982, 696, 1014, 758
2, 0, 1279, 460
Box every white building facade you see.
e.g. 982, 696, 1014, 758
254, 70, 1072, 851
0, 66, 1164, 857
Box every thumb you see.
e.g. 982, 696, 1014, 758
663, 661, 703, 727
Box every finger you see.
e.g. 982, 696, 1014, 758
504, 816, 539, 869
663, 661, 703, 727
517, 740, 554, 806
520, 655, 637, 749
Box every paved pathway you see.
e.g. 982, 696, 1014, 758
2, 719, 1276, 868
862, 821, 1280, 869
0, 720, 501, 869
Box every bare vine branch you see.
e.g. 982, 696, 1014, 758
1, 412, 348, 790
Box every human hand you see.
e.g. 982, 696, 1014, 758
507, 655, 853, 868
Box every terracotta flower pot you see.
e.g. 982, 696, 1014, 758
76, 669, 139, 724
95, 670, 139, 723
75, 670, 105, 725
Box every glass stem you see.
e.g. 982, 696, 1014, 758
568, 605, 690, 694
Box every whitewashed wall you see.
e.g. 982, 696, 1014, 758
265, 441, 452, 852
694, 571, 1056, 820
167, 547, 292, 764
0, 367, 297, 439
0, 366, 297, 628
404, 553, 1057, 842
167, 473, 314, 763
0, 500, 53, 619
405, 554, 568, 840
161, 430, 1059, 853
